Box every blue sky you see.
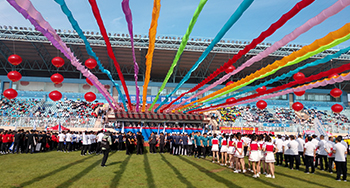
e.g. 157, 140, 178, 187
0, 0, 349, 47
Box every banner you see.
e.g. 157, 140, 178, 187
263, 123, 290, 127
121, 95, 197, 104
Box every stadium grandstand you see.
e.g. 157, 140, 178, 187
0, 26, 350, 133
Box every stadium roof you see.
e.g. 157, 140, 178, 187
1, 26, 350, 92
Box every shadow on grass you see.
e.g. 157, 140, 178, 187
144, 153, 156, 187
55, 152, 116, 188
110, 155, 132, 188
160, 154, 195, 188
178, 156, 242, 188
275, 171, 332, 188
242, 173, 284, 188
19, 155, 95, 187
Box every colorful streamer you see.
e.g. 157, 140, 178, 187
141, 0, 161, 112
7, 0, 119, 110
147, 0, 208, 111
205, 45, 350, 107
169, 0, 350, 112
155, 0, 255, 112
121, 0, 140, 112
54, 0, 125, 110
180, 23, 350, 111
88, 0, 132, 110
190, 59, 350, 113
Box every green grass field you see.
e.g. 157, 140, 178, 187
0, 149, 349, 188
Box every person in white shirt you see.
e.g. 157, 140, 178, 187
324, 136, 335, 174
303, 137, 316, 174
88, 132, 95, 154
283, 136, 290, 167
65, 131, 72, 152
57, 131, 66, 152
81, 131, 89, 156
317, 135, 328, 171
287, 135, 300, 170
311, 135, 319, 168
333, 136, 348, 181
274, 135, 284, 166
96, 131, 105, 155
72, 132, 77, 151
296, 135, 305, 165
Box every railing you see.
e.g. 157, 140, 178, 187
0, 116, 97, 129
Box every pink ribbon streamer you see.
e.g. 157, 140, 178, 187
122, 0, 140, 112
169, 0, 350, 112
196, 73, 350, 112
7, 0, 120, 110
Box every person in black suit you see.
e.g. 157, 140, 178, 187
13, 130, 23, 154
26, 130, 36, 154
136, 131, 144, 155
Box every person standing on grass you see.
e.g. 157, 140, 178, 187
288, 135, 300, 170
200, 133, 209, 159
317, 135, 328, 171
296, 135, 305, 165
188, 133, 193, 156
325, 136, 335, 174
227, 134, 235, 169
96, 131, 105, 155
249, 135, 260, 178
136, 131, 144, 155
81, 131, 89, 156
274, 135, 283, 166
304, 136, 316, 174
65, 130, 72, 153
173, 133, 180, 155
258, 135, 266, 175
158, 132, 165, 154
26, 130, 35, 154
181, 133, 189, 155
126, 131, 133, 155
211, 134, 219, 163
283, 136, 290, 167
220, 134, 228, 166
333, 136, 347, 182
234, 133, 246, 173
101, 132, 112, 167
208, 133, 213, 157
311, 135, 320, 168
194, 132, 201, 158
263, 136, 276, 179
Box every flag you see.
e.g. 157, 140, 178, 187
9, 142, 14, 151
44, 124, 47, 131
14, 123, 17, 131
157, 123, 160, 135
162, 123, 166, 133
121, 122, 125, 133
182, 125, 185, 134
59, 122, 62, 132
202, 126, 205, 135
140, 122, 143, 133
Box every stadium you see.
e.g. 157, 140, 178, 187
1, 0, 350, 187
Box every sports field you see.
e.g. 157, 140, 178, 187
0, 150, 349, 188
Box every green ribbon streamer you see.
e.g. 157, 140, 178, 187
148, 0, 208, 111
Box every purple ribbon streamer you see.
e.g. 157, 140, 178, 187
7, 0, 119, 110
122, 0, 140, 112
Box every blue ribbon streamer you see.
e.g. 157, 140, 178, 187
155, 0, 254, 112
205, 46, 350, 107
54, 0, 128, 111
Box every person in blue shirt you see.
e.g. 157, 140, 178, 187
173, 133, 181, 155
181, 133, 189, 155
194, 132, 202, 158
201, 133, 209, 159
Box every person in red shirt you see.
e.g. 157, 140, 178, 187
0, 131, 3, 154
2, 131, 10, 154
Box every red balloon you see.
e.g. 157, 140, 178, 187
85, 58, 97, 69
51, 57, 65, 68
225, 65, 236, 74
84, 92, 96, 102
7, 71, 22, 82
330, 88, 342, 98
293, 72, 305, 81
49, 90, 62, 101
86, 78, 93, 86
292, 102, 304, 111
331, 104, 343, 113
294, 91, 305, 96
50, 73, 64, 84
328, 73, 339, 79
8, 54, 22, 66
226, 97, 236, 103
3, 88, 18, 99
256, 100, 267, 110
226, 81, 234, 87
256, 86, 266, 93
